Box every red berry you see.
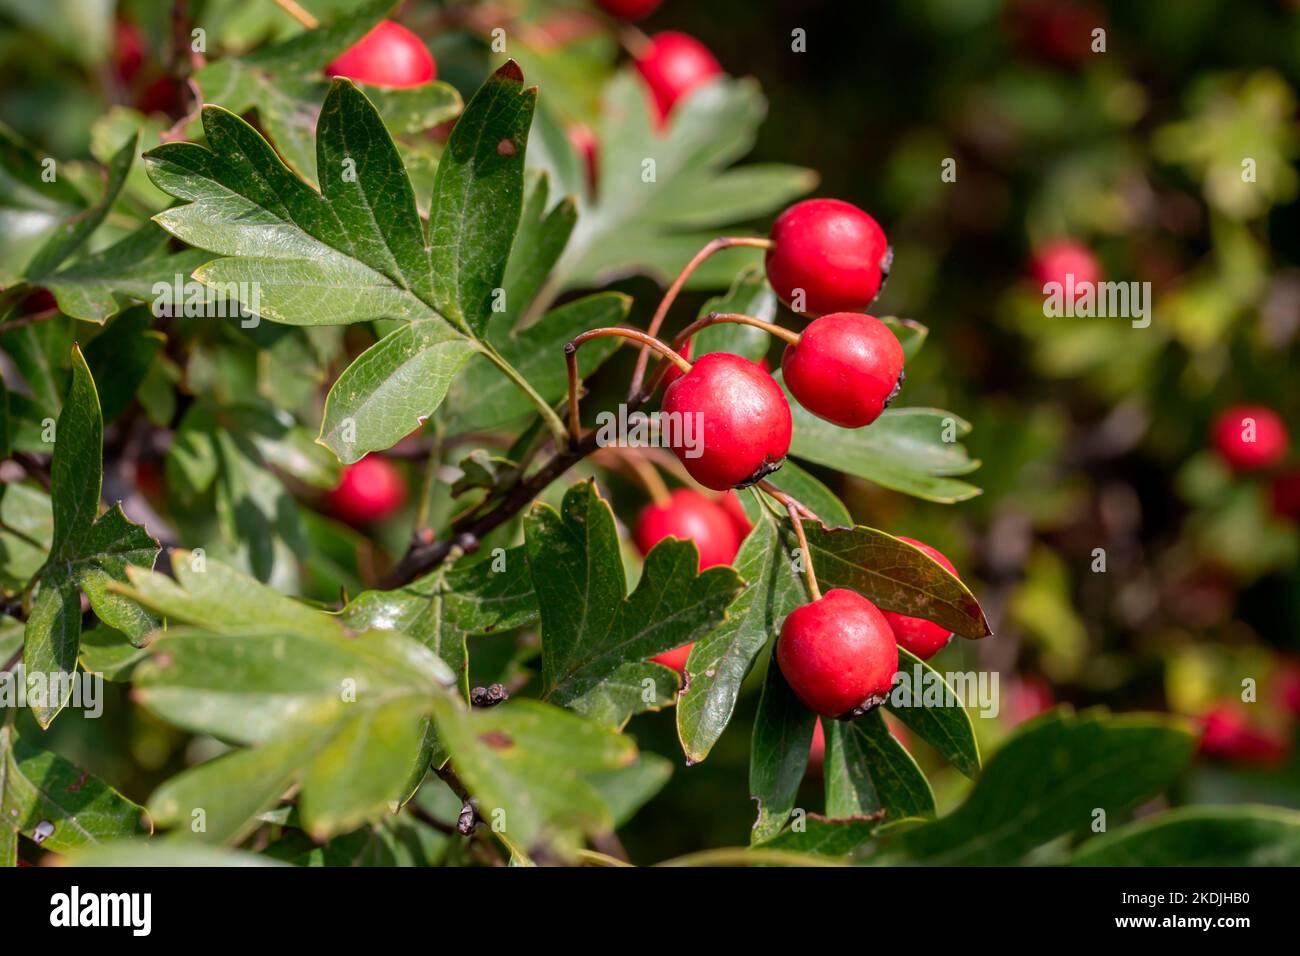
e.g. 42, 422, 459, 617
777, 589, 899, 718
651, 643, 692, 674
325, 21, 436, 88
568, 123, 599, 189
880, 537, 959, 660
328, 456, 407, 523
634, 488, 741, 570
661, 352, 792, 491
1211, 404, 1289, 472
1011, 0, 1107, 67
660, 338, 693, 391
1005, 675, 1055, 725
717, 490, 752, 539
634, 31, 722, 122
766, 199, 891, 315
1029, 239, 1101, 296
1278, 662, 1300, 716
781, 313, 904, 428
1199, 703, 1289, 766
115, 20, 145, 84
595, 0, 662, 19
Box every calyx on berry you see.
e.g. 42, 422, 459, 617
634, 488, 741, 571
880, 537, 959, 660
325, 21, 436, 88
328, 455, 408, 524
766, 199, 891, 315
782, 313, 904, 428
777, 588, 899, 719
634, 31, 723, 122
662, 352, 792, 491
1211, 404, 1289, 472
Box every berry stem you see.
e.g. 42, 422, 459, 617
674, 312, 801, 350
567, 327, 691, 445
272, 0, 319, 29
758, 481, 823, 601
628, 236, 775, 400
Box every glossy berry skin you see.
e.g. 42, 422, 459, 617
328, 456, 407, 524
660, 338, 693, 391
662, 353, 792, 491
1199, 703, 1289, 766
777, 589, 899, 718
634, 32, 722, 121
1029, 239, 1101, 292
782, 313, 904, 428
766, 199, 890, 315
1211, 404, 1289, 472
595, 0, 662, 19
634, 489, 741, 571
326, 21, 435, 88
879, 537, 959, 660
651, 644, 692, 674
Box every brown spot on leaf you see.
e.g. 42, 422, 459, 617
497, 138, 517, 157
478, 730, 514, 750
67, 770, 89, 793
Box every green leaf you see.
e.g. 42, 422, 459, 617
557, 73, 815, 291
447, 292, 627, 433
78, 627, 148, 681
884, 647, 981, 778
526, 480, 744, 728
677, 507, 801, 764
1072, 805, 1300, 866
882, 317, 928, 363
342, 546, 540, 699
585, 753, 673, 829
495, 171, 577, 339
0, 121, 87, 285
429, 61, 536, 336
823, 712, 934, 821
896, 710, 1197, 865
0, 723, 147, 852
0, 371, 10, 461
689, 266, 778, 363
69, 839, 288, 867
757, 461, 852, 529
318, 321, 478, 463
804, 521, 990, 639
431, 696, 636, 851
755, 814, 881, 859
749, 657, 817, 843
23, 347, 159, 725
134, 624, 457, 840
788, 398, 982, 504
82, 307, 164, 422
41, 223, 212, 324
23, 134, 135, 281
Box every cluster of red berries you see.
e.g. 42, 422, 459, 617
1210, 404, 1300, 523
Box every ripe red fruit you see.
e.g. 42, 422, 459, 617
1199, 703, 1289, 766
651, 643, 692, 674
766, 199, 890, 316
660, 338, 692, 391
1272, 471, 1300, 521
595, 0, 662, 19
1005, 675, 1055, 725
634, 488, 741, 570
114, 20, 145, 83
1029, 239, 1101, 294
717, 490, 752, 539
781, 313, 904, 428
1211, 404, 1289, 472
325, 21, 436, 88
328, 456, 407, 523
661, 352, 792, 490
777, 589, 899, 718
568, 123, 598, 189
880, 537, 959, 660
634, 31, 722, 122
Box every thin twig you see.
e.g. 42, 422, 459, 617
627, 236, 773, 399
566, 327, 689, 444
272, 0, 318, 29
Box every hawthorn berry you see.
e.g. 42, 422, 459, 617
782, 313, 904, 428
634, 488, 741, 570
659, 338, 692, 391
777, 589, 899, 718
1005, 675, 1055, 726
766, 199, 890, 315
717, 490, 752, 539
651, 643, 692, 674
1199, 703, 1289, 766
568, 123, 599, 188
114, 20, 145, 84
595, 0, 662, 19
661, 352, 792, 490
634, 31, 722, 122
1029, 239, 1101, 295
328, 455, 407, 524
325, 21, 436, 88
878, 537, 959, 660
1211, 404, 1289, 472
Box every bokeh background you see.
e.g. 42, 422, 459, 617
2, 0, 1298, 861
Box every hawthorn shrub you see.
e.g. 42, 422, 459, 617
0, 1, 1296, 868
